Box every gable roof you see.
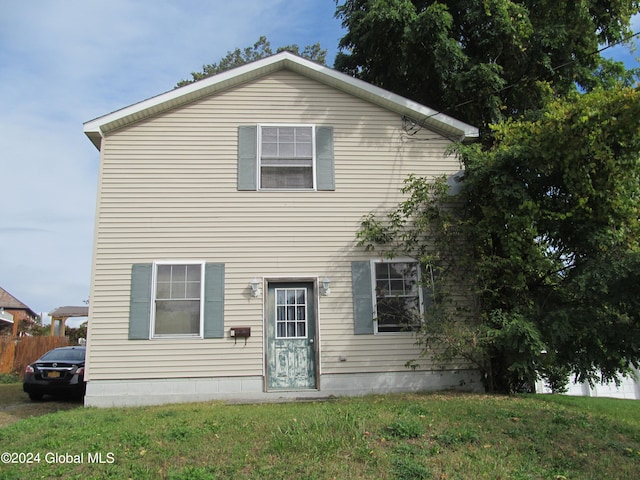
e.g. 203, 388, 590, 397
0, 287, 37, 318
84, 52, 478, 150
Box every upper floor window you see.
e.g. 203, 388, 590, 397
238, 125, 334, 192
259, 125, 314, 189
374, 261, 421, 333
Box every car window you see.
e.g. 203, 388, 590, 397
40, 348, 85, 362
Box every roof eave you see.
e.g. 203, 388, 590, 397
83, 52, 479, 150
283, 57, 479, 141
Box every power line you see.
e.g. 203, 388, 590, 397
549, 30, 640, 75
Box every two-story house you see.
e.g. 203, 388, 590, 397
83, 52, 480, 407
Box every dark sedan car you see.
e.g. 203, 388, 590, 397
23, 346, 86, 401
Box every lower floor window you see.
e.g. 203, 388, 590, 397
153, 263, 203, 337
374, 261, 421, 333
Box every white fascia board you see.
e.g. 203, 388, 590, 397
287, 57, 478, 140
83, 52, 478, 150
83, 55, 285, 149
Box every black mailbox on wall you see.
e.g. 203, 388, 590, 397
230, 327, 251, 338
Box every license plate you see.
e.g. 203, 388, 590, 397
47, 371, 60, 378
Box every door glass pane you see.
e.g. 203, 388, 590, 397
287, 290, 296, 305
275, 287, 308, 339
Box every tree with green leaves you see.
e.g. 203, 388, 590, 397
358, 86, 640, 393
335, 0, 639, 137
176, 36, 327, 87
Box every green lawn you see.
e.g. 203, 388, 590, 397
0, 385, 638, 479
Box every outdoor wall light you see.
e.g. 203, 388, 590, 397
250, 278, 262, 298
321, 277, 331, 296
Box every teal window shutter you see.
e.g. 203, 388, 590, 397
203, 263, 225, 338
316, 126, 335, 191
238, 125, 257, 191
129, 263, 152, 340
421, 265, 434, 317
352, 261, 374, 334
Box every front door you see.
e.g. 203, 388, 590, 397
266, 282, 317, 390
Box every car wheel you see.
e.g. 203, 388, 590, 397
28, 392, 44, 401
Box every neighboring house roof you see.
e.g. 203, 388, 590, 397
0, 287, 38, 319
84, 52, 479, 150
49, 306, 89, 318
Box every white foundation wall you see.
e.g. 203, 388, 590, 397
84, 370, 483, 407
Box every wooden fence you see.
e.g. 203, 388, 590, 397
0, 336, 70, 377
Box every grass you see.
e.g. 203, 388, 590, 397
0, 386, 639, 479
0, 374, 20, 384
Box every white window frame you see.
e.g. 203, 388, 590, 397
257, 124, 317, 191
371, 258, 423, 334
150, 260, 205, 339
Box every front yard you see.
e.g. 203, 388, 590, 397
0, 384, 639, 479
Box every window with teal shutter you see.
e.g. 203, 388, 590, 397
351, 260, 426, 335
237, 125, 334, 191
373, 261, 421, 332
128, 262, 225, 339
154, 263, 202, 337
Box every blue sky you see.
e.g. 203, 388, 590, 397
0, 1, 637, 327
0, 0, 344, 326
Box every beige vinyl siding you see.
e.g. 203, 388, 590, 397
87, 70, 463, 381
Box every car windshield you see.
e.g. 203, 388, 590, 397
39, 348, 85, 363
